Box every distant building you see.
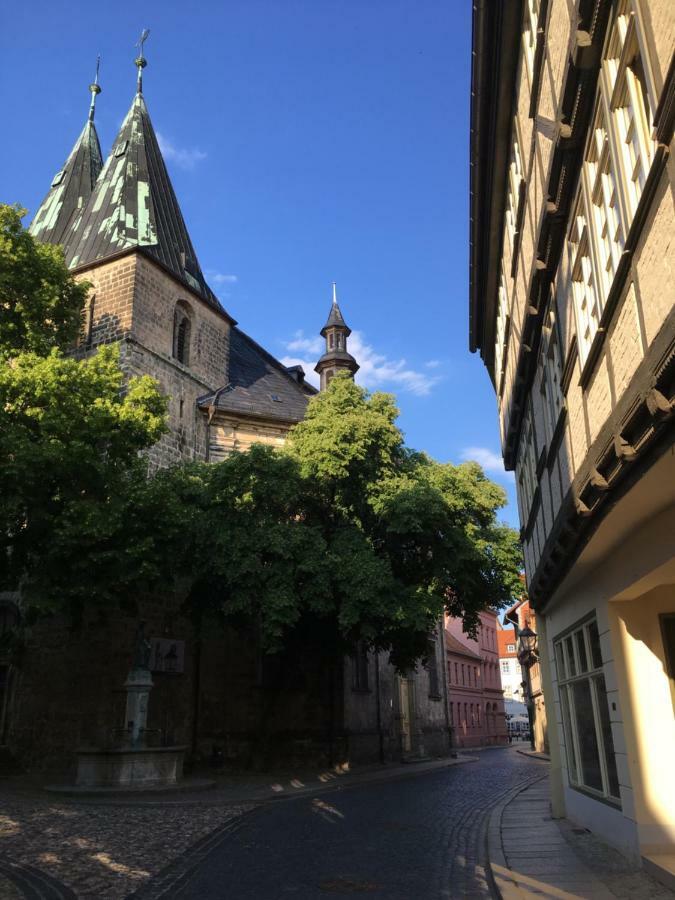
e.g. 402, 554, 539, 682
445, 611, 508, 748
470, 0, 675, 875
497, 626, 524, 703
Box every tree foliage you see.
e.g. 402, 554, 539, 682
0, 205, 87, 357
166, 376, 523, 670
0, 207, 168, 615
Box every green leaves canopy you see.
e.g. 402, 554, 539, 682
168, 375, 523, 670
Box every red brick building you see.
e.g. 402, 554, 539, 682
444, 611, 508, 748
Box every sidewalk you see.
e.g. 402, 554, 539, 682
488, 774, 675, 899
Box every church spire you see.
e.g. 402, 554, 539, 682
29, 61, 104, 252
315, 283, 359, 390
66, 37, 219, 309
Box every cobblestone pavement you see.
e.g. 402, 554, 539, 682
170, 748, 544, 899
0, 792, 252, 898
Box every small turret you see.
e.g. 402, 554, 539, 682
315, 283, 359, 390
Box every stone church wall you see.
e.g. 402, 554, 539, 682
76, 252, 232, 468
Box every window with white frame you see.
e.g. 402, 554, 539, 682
584, 102, 625, 299
603, 2, 655, 222
565, 2, 656, 370
555, 618, 620, 803
495, 270, 509, 387
522, 0, 539, 82
539, 307, 564, 442
516, 408, 537, 519
568, 193, 603, 364
504, 127, 524, 250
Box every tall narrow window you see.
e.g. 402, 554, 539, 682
523, 0, 539, 81
539, 307, 564, 442
555, 619, 620, 802
173, 302, 192, 366
568, 195, 602, 364
504, 127, 524, 251
584, 104, 624, 299
516, 408, 537, 518
495, 270, 510, 388
603, 2, 655, 222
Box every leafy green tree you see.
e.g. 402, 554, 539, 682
170, 375, 522, 672
0, 206, 168, 617
0, 205, 87, 357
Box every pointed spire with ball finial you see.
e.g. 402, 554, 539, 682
315, 282, 359, 390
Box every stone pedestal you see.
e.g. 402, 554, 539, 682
75, 745, 186, 788
124, 667, 153, 746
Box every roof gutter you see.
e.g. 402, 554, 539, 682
468, 1, 523, 373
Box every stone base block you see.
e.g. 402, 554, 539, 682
75, 746, 186, 788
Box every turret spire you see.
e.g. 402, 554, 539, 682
88, 56, 101, 122
315, 283, 359, 390
135, 28, 150, 94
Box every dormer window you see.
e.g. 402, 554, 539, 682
51, 170, 66, 187
172, 301, 192, 366
114, 140, 129, 158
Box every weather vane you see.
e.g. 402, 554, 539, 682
135, 28, 150, 93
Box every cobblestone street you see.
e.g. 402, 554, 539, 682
1, 749, 671, 899
0, 792, 252, 898
173, 749, 544, 899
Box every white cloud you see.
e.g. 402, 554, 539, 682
207, 272, 238, 286
280, 330, 442, 397
461, 446, 513, 479
425, 359, 441, 369
156, 132, 207, 171
286, 331, 324, 355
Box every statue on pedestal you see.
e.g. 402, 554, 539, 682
132, 621, 152, 671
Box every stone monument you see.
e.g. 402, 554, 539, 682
74, 622, 186, 790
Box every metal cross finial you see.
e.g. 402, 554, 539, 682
88, 55, 102, 122
135, 28, 150, 93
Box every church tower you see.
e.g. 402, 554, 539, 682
314, 283, 359, 390
30, 37, 233, 467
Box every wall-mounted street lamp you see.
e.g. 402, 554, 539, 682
517, 625, 538, 668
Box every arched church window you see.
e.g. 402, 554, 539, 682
172, 301, 192, 366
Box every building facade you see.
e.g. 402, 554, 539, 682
0, 52, 450, 772
497, 626, 523, 702
445, 611, 508, 748
470, 0, 675, 873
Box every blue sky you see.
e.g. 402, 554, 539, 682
0, 0, 517, 526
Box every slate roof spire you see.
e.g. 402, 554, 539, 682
315, 283, 359, 390
66, 35, 220, 310
29, 59, 104, 252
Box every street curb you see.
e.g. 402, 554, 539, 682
485, 772, 549, 900
36, 753, 479, 809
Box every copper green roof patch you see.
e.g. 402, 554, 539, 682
67, 44, 220, 309
29, 64, 103, 252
